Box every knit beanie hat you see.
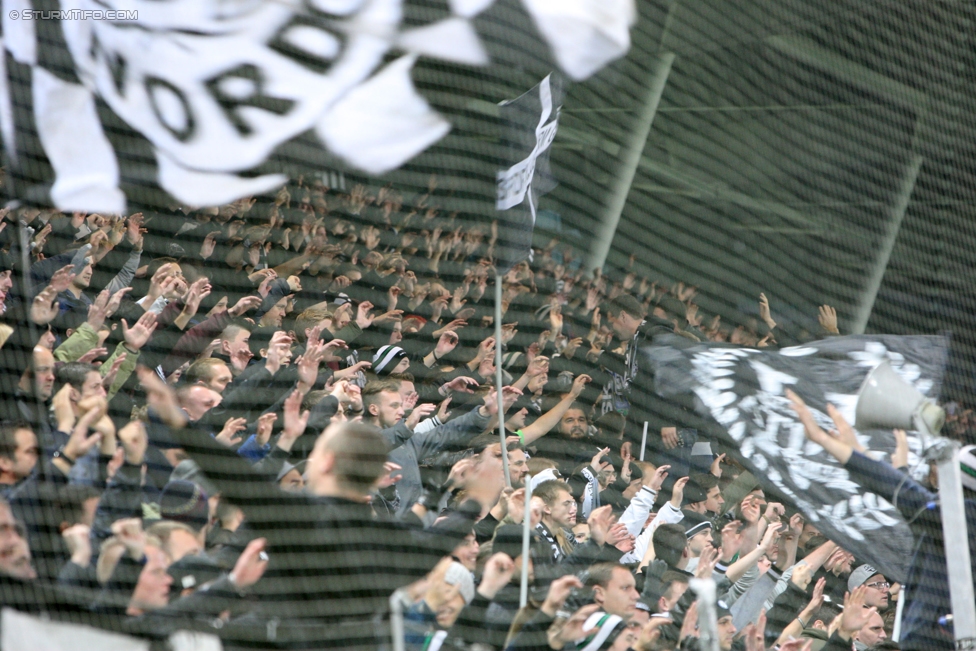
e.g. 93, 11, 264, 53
444, 561, 475, 604
372, 345, 408, 376
681, 510, 713, 539
159, 479, 209, 532
575, 611, 626, 651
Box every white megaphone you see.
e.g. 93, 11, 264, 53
855, 361, 945, 437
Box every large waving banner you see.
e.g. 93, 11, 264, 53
641, 334, 949, 583
0, 0, 635, 211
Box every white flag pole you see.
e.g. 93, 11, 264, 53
496, 275, 511, 488
519, 474, 534, 608
640, 421, 649, 462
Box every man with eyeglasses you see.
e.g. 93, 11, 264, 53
848, 564, 890, 610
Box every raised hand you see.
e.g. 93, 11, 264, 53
646, 464, 671, 491
137, 366, 187, 428
126, 213, 146, 250
77, 346, 108, 365
569, 373, 591, 399
111, 518, 146, 560
607, 522, 635, 552
779, 639, 813, 651
548, 299, 564, 332
827, 403, 867, 453
562, 336, 584, 359
670, 475, 690, 508
742, 611, 766, 651
892, 429, 909, 468
839, 586, 877, 638
101, 356, 129, 399
540, 574, 585, 617
478, 553, 515, 600
436, 397, 452, 422
255, 412, 278, 446
759, 292, 776, 329
764, 502, 786, 524
586, 504, 614, 547
117, 420, 148, 465
695, 545, 719, 578
481, 386, 522, 416
282, 389, 310, 444
105, 287, 133, 317
355, 300, 375, 329
62, 399, 108, 462
720, 520, 744, 560
229, 538, 269, 591
200, 231, 220, 259
525, 354, 549, 379
405, 402, 437, 431
590, 447, 611, 473
182, 277, 212, 317
374, 461, 403, 490
710, 452, 727, 477
31, 269, 74, 324
296, 339, 326, 387
759, 522, 783, 553
679, 601, 700, 642
228, 295, 262, 317
791, 562, 814, 590
740, 494, 762, 524
439, 376, 478, 396
552, 604, 604, 647
818, 304, 839, 334
334, 360, 371, 380
122, 311, 158, 351
216, 416, 247, 447
62, 523, 93, 567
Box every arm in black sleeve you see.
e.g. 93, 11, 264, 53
504, 608, 555, 651
90, 462, 144, 548
764, 581, 811, 646
843, 450, 937, 523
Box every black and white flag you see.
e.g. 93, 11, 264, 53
641, 334, 949, 583
495, 73, 563, 273
0, 0, 633, 212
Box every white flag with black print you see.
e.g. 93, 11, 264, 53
495, 72, 563, 274
0, 0, 634, 212
639, 334, 950, 583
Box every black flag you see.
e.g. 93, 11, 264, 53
495, 73, 564, 274
640, 334, 949, 583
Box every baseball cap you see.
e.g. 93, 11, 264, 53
848, 564, 880, 591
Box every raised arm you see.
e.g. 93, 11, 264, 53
519, 374, 590, 445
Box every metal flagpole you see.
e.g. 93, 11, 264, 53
390, 588, 409, 651
496, 275, 511, 487
520, 474, 534, 608
892, 586, 906, 642
640, 421, 649, 461
934, 442, 976, 646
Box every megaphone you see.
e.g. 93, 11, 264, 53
855, 361, 945, 436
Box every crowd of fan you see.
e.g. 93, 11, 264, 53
0, 176, 967, 651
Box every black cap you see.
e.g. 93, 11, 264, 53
167, 555, 223, 598
493, 524, 546, 561
681, 511, 713, 539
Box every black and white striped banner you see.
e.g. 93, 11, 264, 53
0, 0, 634, 211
